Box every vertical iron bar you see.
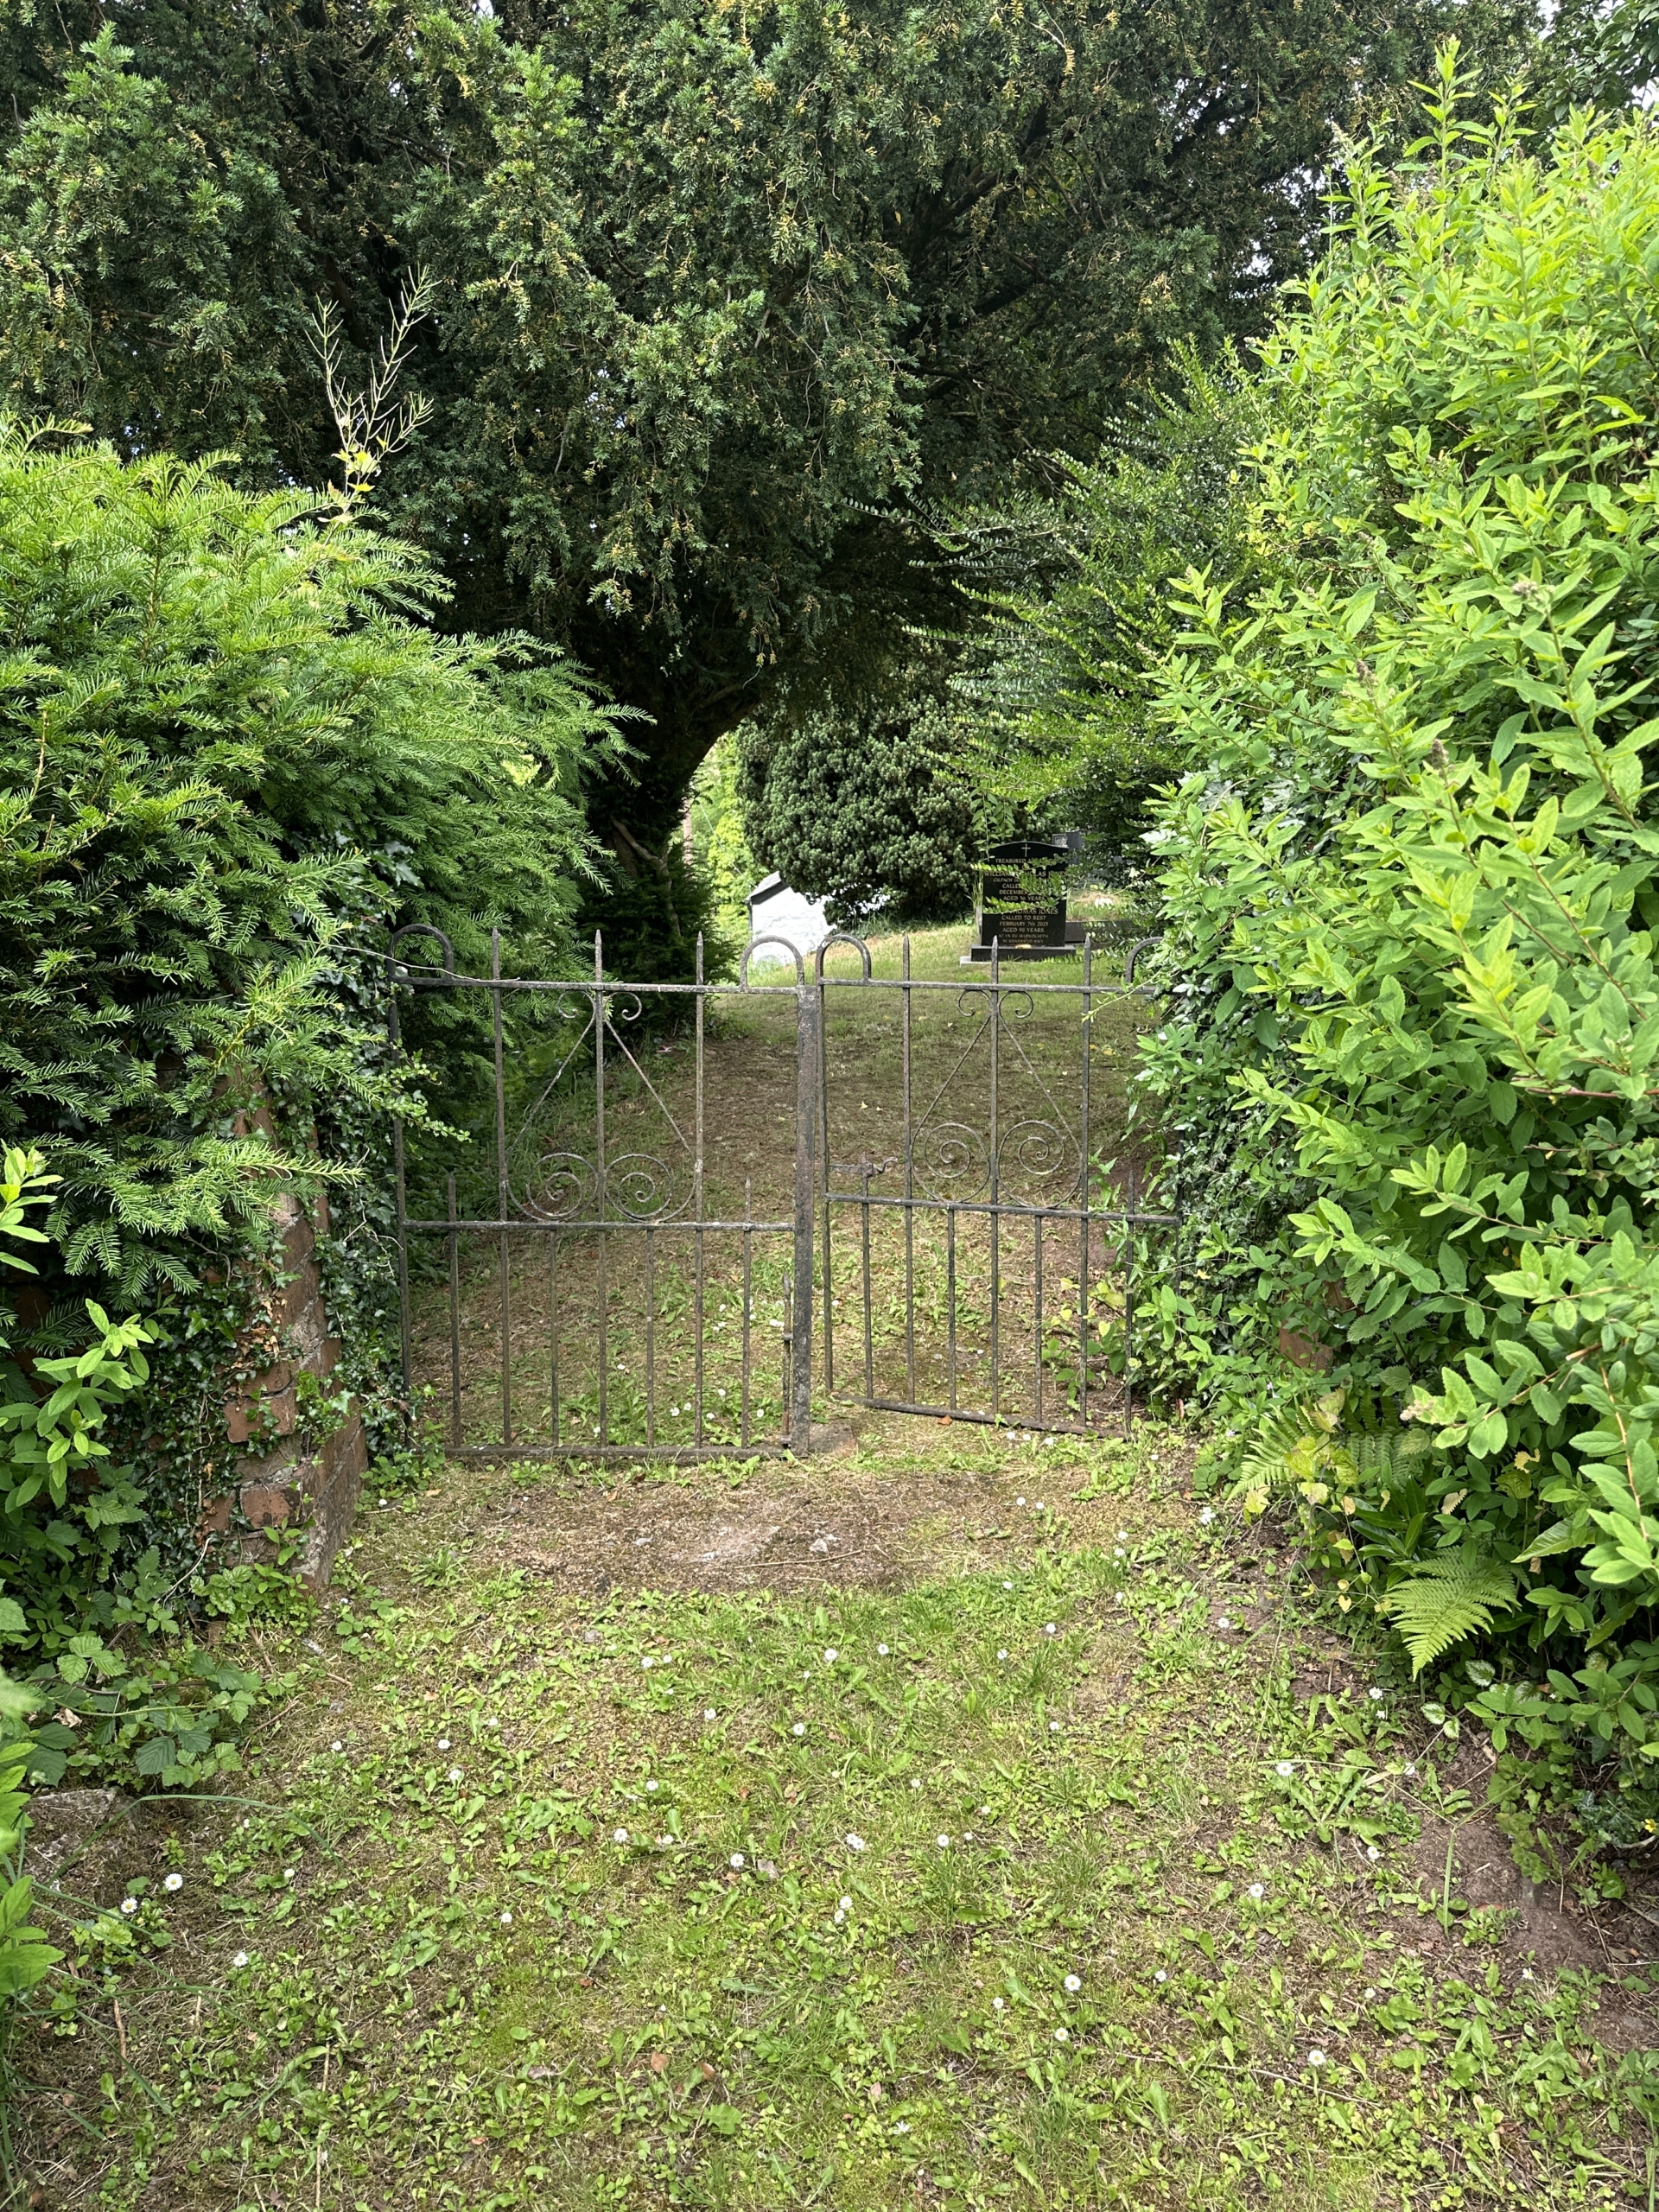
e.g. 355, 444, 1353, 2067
1123, 1160, 1136, 1439
645, 1227, 656, 1450
594, 932, 607, 1447
946, 1204, 958, 1412
989, 936, 1000, 1424
550, 1227, 561, 1446
1079, 939, 1093, 1435
493, 928, 512, 1446
781, 1264, 793, 1442
390, 982, 412, 1421
695, 932, 705, 1446
819, 956, 834, 1401
902, 932, 916, 1402
446, 1173, 461, 1446
1033, 1211, 1044, 1430
792, 982, 821, 1450
741, 1178, 753, 1449
861, 1160, 874, 1402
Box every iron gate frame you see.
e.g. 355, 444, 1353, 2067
385, 923, 1173, 1460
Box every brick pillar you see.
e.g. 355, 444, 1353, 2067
206, 1187, 368, 1589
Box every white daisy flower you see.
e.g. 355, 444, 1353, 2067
614, 1827, 630, 1844
163, 1872, 183, 1893
232, 1951, 249, 1968
1275, 1761, 1294, 1777
1054, 2027, 1069, 2043
844, 1833, 866, 1852
1154, 1970, 1166, 1985
704, 1709, 717, 1720
448, 1765, 463, 1783
1064, 1974, 1081, 1993
937, 1834, 950, 1849
499, 1910, 512, 1925
120, 1897, 137, 1916
877, 1643, 890, 1656
1307, 2049, 1327, 2068
792, 1723, 806, 1737
992, 1998, 1004, 2012
646, 1780, 659, 1793
1198, 1507, 1215, 1526
1248, 1884, 1265, 1900
823, 1648, 838, 1663
729, 1853, 745, 1870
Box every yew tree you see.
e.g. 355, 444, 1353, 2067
0, 0, 1535, 868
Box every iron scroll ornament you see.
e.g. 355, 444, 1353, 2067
504, 983, 696, 1224
906, 983, 1083, 1208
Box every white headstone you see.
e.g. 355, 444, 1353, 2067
746, 873, 832, 970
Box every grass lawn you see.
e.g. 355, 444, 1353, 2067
15, 1419, 1659, 2209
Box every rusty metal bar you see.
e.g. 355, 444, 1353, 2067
695, 932, 705, 1448
1033, 1210, 1043, 1429
792, 981, 820, 1450
1123, 1160, 1136, 1439
741, 1177, 753, 1449
1080, 938, 1093, 1433
645, 1226, 656, 1451
988, 935, 1001, 1423
946, 1203, 958, 1412
594, 931, 607, 1448
902, 932, 916, 1402
446, 1172, 461, 1446
493, 928, 512, 1446
550, 1227, 561, 1446
861, 1160, 874, 1401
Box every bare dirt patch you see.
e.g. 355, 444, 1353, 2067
1403, 1739, 1659, 2034
469, 1449, 1044, 1596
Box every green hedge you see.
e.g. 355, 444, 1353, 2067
1136, 67, 1659, 1871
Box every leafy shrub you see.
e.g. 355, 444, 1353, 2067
1135, 67, 1659, 1858
989, 352, 1265, 878
0, 424, 623, 1310
734, 687, 997, 931
0, 1735, 59, 1999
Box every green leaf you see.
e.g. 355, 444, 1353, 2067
1377, 1553, 1517, 1677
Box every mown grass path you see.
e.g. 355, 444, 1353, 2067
15, 1424, 1659, 2209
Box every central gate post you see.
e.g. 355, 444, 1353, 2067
791, 980, 821, 1451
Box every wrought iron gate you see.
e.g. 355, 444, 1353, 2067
386, 925, 1172, 1461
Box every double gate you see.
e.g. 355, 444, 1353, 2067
387, 925, 1172, 1460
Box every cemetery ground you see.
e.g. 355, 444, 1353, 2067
13, 1422, 1659, 2212
10, 923, 1659, 2211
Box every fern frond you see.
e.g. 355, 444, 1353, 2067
1232, 1401, 1321, 1495
1377, 1551, 1516, 1676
